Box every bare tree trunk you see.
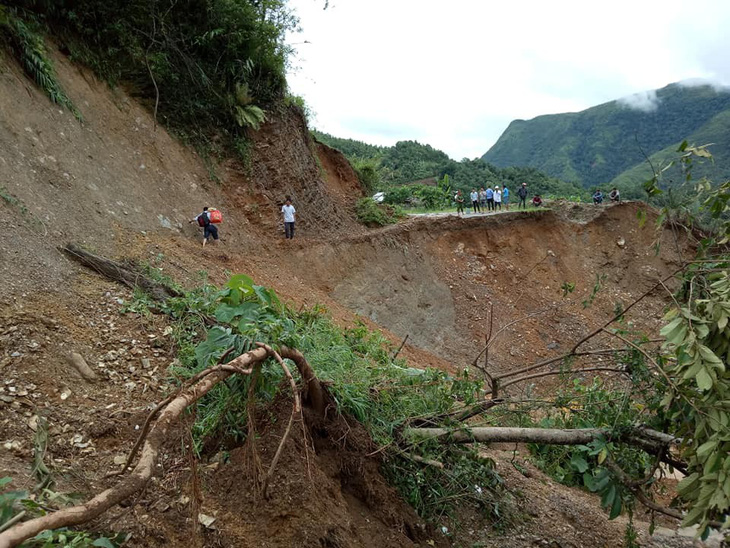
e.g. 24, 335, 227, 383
404, 426, 679, 453
61, 243, 181, 301
0, 347, 268, 548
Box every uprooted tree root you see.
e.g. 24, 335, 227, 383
0, 344, 325, 548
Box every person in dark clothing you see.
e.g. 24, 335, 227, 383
593, 189, 604, 205
189, 207, 219, 247
609, 187, 621, 202
517, 183, 528, 209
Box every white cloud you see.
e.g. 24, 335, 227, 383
617, 90, 660, 112
286, 0, 730, 159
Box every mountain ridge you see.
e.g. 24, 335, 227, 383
482, 82, 730, 189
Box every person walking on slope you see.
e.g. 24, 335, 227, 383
189, 207, 219, 247
517, 183, 528, 209
455, 190, 465, 215
470, 189, 480, 213
502, 184, 510, 210
493, 185, 502, 210
485, 186, 494, 211
282, 197, 296, 239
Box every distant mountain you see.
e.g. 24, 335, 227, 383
482, 83, 730, 190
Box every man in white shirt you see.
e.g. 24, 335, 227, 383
281, 197, 296, 239
493, 186, 502, 210
470, 189, 480, 213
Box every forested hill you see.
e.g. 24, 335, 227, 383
312, 130, 585, 198
481, 83, 730, 189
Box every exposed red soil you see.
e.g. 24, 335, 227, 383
0, 47, 716, 548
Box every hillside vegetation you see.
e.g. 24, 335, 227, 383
482, 83, 730, 193
1, 0, 297, 155
313, 130, 586, 203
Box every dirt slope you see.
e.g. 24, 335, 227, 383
0, 47, 712, 548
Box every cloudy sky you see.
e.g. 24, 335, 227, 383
285, 0, 730, 160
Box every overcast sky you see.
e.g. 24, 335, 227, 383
285, 0, 730, 160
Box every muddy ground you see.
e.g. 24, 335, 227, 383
0, 47, 720, 547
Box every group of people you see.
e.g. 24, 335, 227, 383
592, 187, 620, 205
455, 182, 538, 215
457, 185, 507, 214
190, 197, 297, 246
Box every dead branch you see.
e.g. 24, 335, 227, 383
0, 347, 268, 548
499, 367, 627, 391
391, 334, 409, 360
569, 266, 686, 354
409, 398, 504, 427
408, 454, 444, 469
604, 459, 723, 529
258, 344, 302, 499
280, 345, 325, 416
114, 349, 242, 477
61, 243, 181, 301
404, 426, 680, 454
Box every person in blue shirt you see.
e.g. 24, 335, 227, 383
502, 185, 510, 210
485, 186, 494, 211
593, 189, 604, 205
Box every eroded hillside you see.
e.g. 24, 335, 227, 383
0, 49, 715, 548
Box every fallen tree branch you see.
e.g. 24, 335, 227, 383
280, 345, 325, 416
409, 398, 504, 427
408, 454, 444, 469
114, 348, 240, 477
0, 347, 268, 548
604, 459, 723, 529
61, 243, 181, 301
258, 344, 302, 499
500, 367, 627, 391
404, 426, 680, 455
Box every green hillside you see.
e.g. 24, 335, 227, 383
610, 109, 730, 197
313, 130, 586, 199
482, 83, 730, 189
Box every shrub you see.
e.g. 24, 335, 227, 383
355, 197, 403, 226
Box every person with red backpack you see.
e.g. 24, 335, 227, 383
189, 207, 219, 247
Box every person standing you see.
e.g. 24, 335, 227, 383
189, 206, 219, 247
517, 183, 528, 209
282, 197, 296, 239
485, 186, 494, 211
502, 184, 510, 210
479, 187, 487, 210
470, 189, 480, 213
455, 190, 465, 215
493, 185, 502, 210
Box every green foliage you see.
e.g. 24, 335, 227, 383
659, 268, 730, 531
9, 0, 297, 154
121, 273, 507, 524
483, 82, 730, 191
355, 197, 403, 226
0, 477, 128, 547
0, 6, 79, 118
352, 159, 379, 193
313, 130, 586, 203
526, 375, 661, 494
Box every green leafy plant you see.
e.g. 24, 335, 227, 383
0, 7, 79, 118
0, 477, 127, 547
355, 197, 403, 226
